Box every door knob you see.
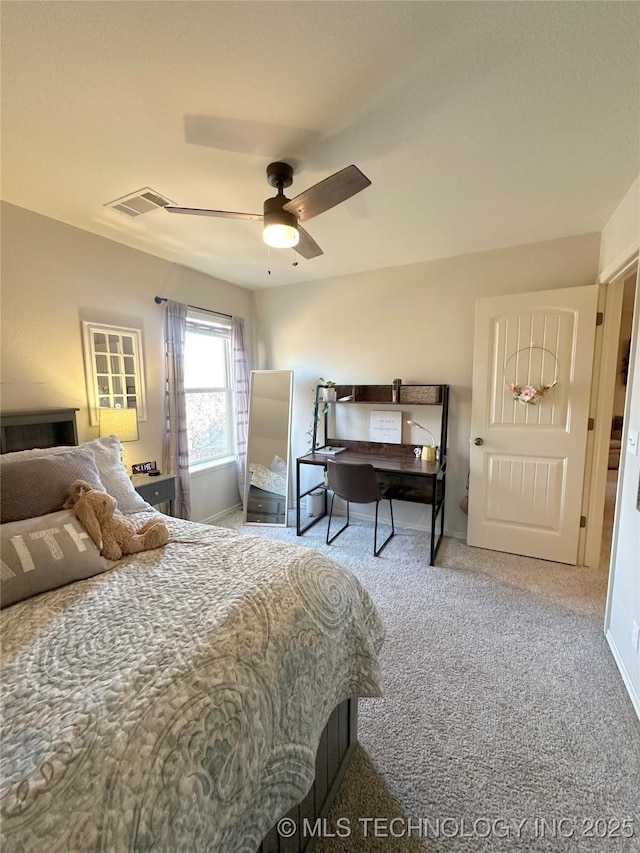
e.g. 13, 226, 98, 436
474, 437, 484, 446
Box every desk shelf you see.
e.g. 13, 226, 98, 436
313, 383, 448, 450
333, 384, 444, 405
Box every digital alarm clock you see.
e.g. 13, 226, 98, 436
131, 460, 158, 475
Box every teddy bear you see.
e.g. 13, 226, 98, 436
64, 479, 170, 561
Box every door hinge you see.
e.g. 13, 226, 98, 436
580, 515, 587, 528
588, 417, 595, 431
596, 312, 604, 326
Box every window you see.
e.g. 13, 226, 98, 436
82, 322, 146, 425
184, 311, 234, 465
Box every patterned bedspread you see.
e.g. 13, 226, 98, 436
0, 516, 384, 852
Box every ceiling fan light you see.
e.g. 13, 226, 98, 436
263, 199, 299, 249
263, 222, 300, 248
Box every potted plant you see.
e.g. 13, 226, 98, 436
319, 377, 337, 402
306, 379, 336, 449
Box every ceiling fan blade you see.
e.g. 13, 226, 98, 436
295, 226, 323, 260
283, 165, 371, 223
165, 206, 262, 221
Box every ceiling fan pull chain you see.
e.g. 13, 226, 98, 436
292, 247, 298, 267
267, 244, 271, 275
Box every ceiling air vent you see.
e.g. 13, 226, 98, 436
105, 188, 174, 217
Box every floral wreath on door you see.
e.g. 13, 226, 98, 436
503, 346, 559, 405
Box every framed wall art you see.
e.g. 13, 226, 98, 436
82, 321, 147, 426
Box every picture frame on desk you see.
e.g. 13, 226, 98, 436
370, 411, 403, 444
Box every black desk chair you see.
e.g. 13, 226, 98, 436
326, 460, 395, 556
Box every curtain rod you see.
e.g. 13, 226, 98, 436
154, 296, 232, 320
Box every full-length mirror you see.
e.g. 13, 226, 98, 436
244, 370, 293, 526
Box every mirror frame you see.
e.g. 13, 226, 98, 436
243, 369, 293, 527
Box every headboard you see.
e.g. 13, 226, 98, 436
0, 409, 79, 453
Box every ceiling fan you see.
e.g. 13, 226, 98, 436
165, 161, 371, 259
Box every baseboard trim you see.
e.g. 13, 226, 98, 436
206, 504, 467, 542
198, 504, 242, 525
605, 629, 640, 722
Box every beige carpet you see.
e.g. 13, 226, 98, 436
214, 478, 639, 851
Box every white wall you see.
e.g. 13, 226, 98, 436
602, 177, 640, 719
599, 177, 640, 283
1, 202, 257, 521
255, 232, 601, 536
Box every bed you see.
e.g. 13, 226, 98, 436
0, 409, 385, 852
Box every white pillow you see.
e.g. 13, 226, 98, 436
81, 436, 152, 513
0, 435, 151, 514
270, 454, 288, 476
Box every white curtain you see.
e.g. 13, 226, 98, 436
231, 316, 250, 500
163, 299, 191, 520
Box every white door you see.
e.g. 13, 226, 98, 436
468, 285, 598, 564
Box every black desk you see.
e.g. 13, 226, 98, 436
296, 440, 447, 565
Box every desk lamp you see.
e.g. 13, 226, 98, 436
406, 419, 437, 462
99, 406, 139, 471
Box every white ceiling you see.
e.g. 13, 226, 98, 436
2, 1, 638, 290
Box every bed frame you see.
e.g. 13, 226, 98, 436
0, 407, 358, 852
0, 407, 79, 453
259, 700, 357, 852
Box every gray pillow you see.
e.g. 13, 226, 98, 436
0, 446, 106, 524
0, 510, 113, 608
0, 435, 151, 514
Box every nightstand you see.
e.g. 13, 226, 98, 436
131, 473, 176, 516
